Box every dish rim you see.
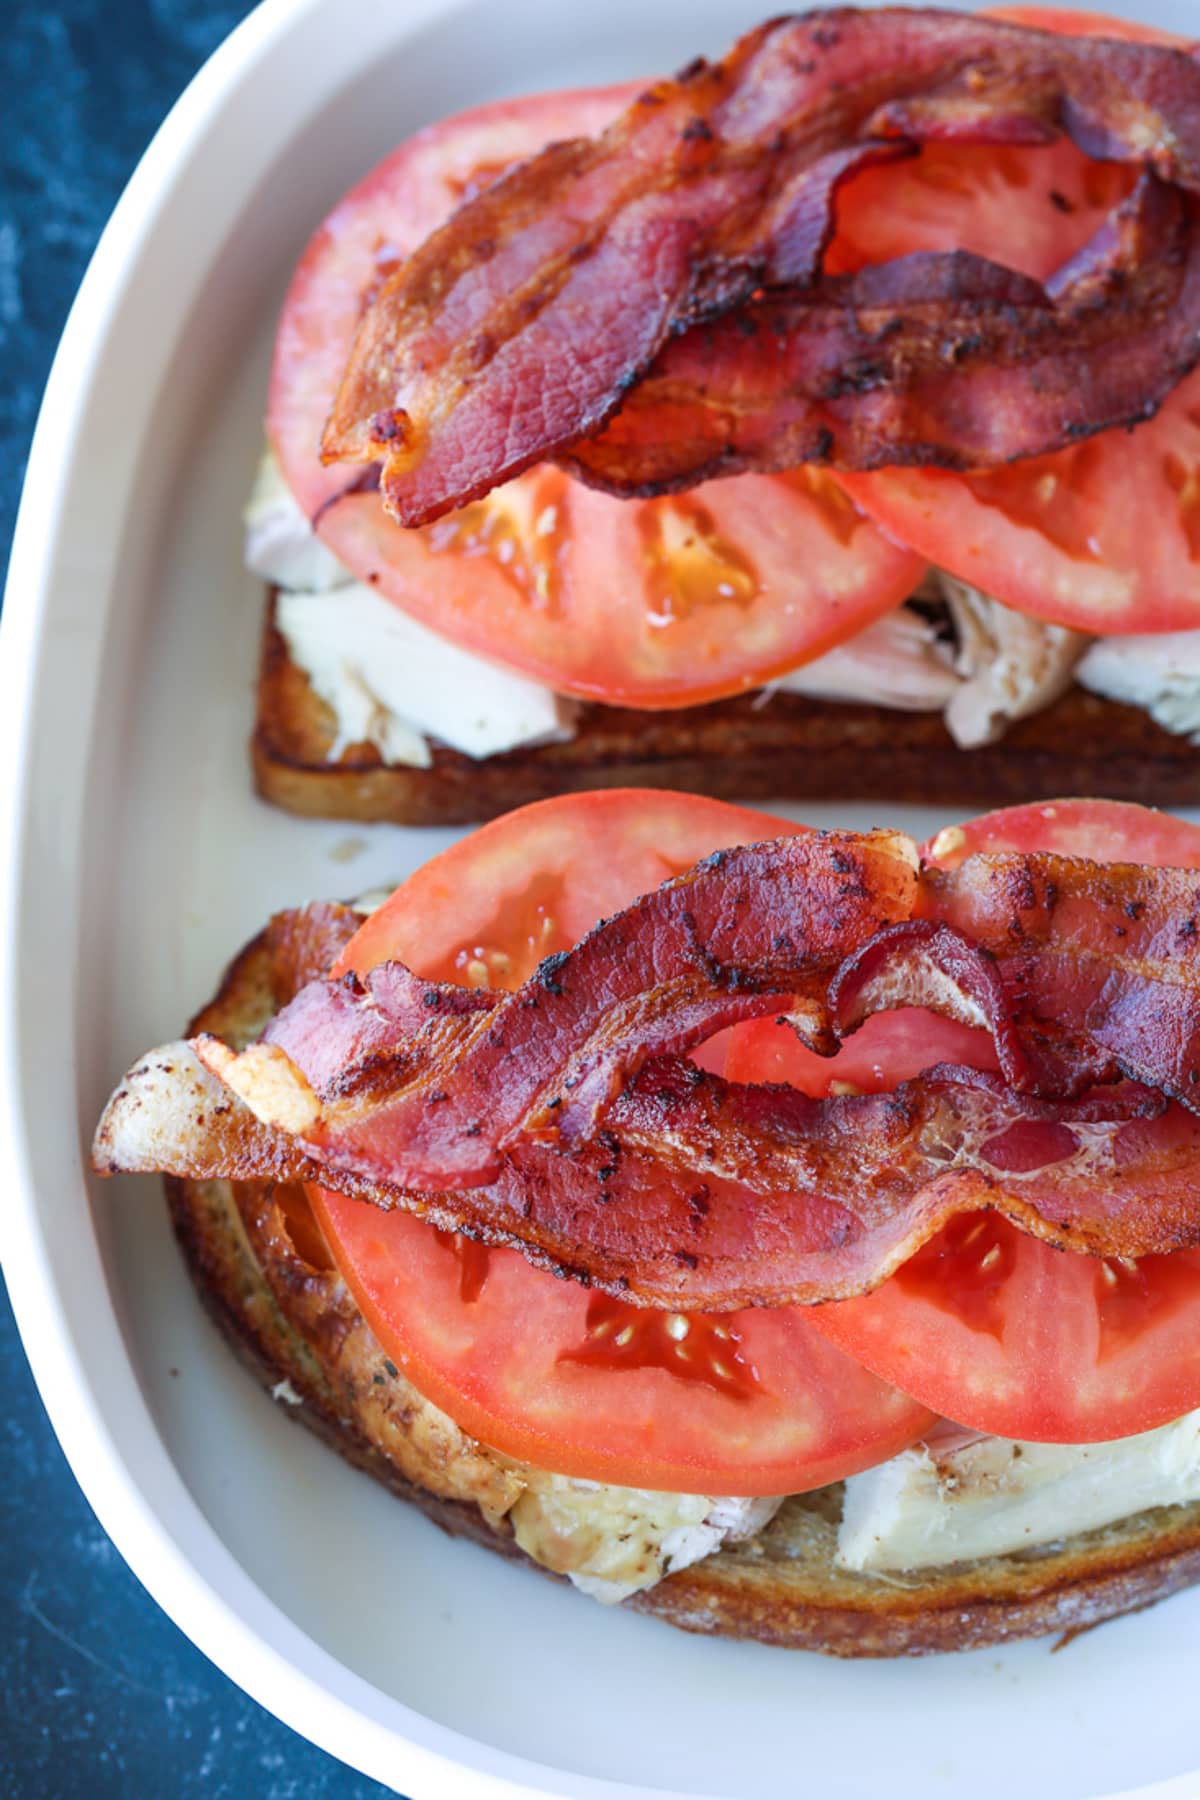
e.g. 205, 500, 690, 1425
0, 1, 690, 1792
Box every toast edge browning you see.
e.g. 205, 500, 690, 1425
252, 595, 1200, 827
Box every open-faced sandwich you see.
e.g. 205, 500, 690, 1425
249, 5, 1200, 825
93, 790, 1200, 1654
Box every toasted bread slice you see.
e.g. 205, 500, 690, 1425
167, 911, 1200, 1655
252, 593, 1200, 827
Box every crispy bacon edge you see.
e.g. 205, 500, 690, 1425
317, 9, 1200, 526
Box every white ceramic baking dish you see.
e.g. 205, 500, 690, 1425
4, 0, 1200, 1794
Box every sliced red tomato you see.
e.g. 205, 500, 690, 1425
311, 790, 932, 1494
270, 94, 923, 710
832, 8, 1200, 636
923, 794, 1200, 869
800, 799, 1200, 1444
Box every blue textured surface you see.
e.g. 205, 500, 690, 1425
0, 5, 394, 1795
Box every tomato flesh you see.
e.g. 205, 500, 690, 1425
270, 93, 922, 710
923, 795, 1200, 870
802, 800, 1200, 1443
833, 7, 1200, 635
311, 1190, 931, 1495
312, 791, 932, 1494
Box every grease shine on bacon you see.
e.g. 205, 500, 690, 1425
94, 835, 1200, 1311
564, 177, 1200, 494
320, 10, 1200, 527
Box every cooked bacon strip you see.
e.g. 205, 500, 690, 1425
92, 843, 1200, 1308
261, 960, 494, 1095
831, 918, 1029, 1081
320, 10, 1200, 524
217, 831, 919, 1188
253, 901, 365, 1006
928, 853, 1200, 1110
94, 1036, 1200, 1310
829, 916, 1119, 1097
564, 176, 1200, 491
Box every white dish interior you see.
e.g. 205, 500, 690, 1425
5, 0, 1200, 1795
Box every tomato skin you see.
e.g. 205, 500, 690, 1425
270, 93, 922, 710
805, 798, 1200, 1445
810, 1223, 1200, 1444
834, 5, 1200, 636
838, 375, 1200, 636
313, 789, 933, 1495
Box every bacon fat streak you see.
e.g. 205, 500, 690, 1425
94, 837, 1200, 1310
320, 10, 1200, 525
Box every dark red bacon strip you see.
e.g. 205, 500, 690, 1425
92, 837, 1200, 1309
563, 176, 1200, 492
93, 1029, 1200, 1311
250, 830, 919, 1189
830, 918, 1029, 1082
320, 10, 1200, 525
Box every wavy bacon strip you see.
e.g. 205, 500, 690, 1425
320, 9, 1200, 525
93, 1031, 1200, 1310
563, 176, 1200, 491
93, 839, 1200, 1309
830, 917, 1118, 1096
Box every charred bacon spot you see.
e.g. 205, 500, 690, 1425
370, 409, 404, 443
536, 950, 571, 996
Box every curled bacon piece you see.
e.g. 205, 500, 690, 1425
829, 916, 1117, 1096
320, 9, 1200, 525
831, 918, 1027, 1080
563, 176, 1200, 492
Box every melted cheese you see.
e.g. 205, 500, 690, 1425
837, 1410, 1200, 1573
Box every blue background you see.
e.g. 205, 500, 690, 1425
1, 5, 393, 1794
